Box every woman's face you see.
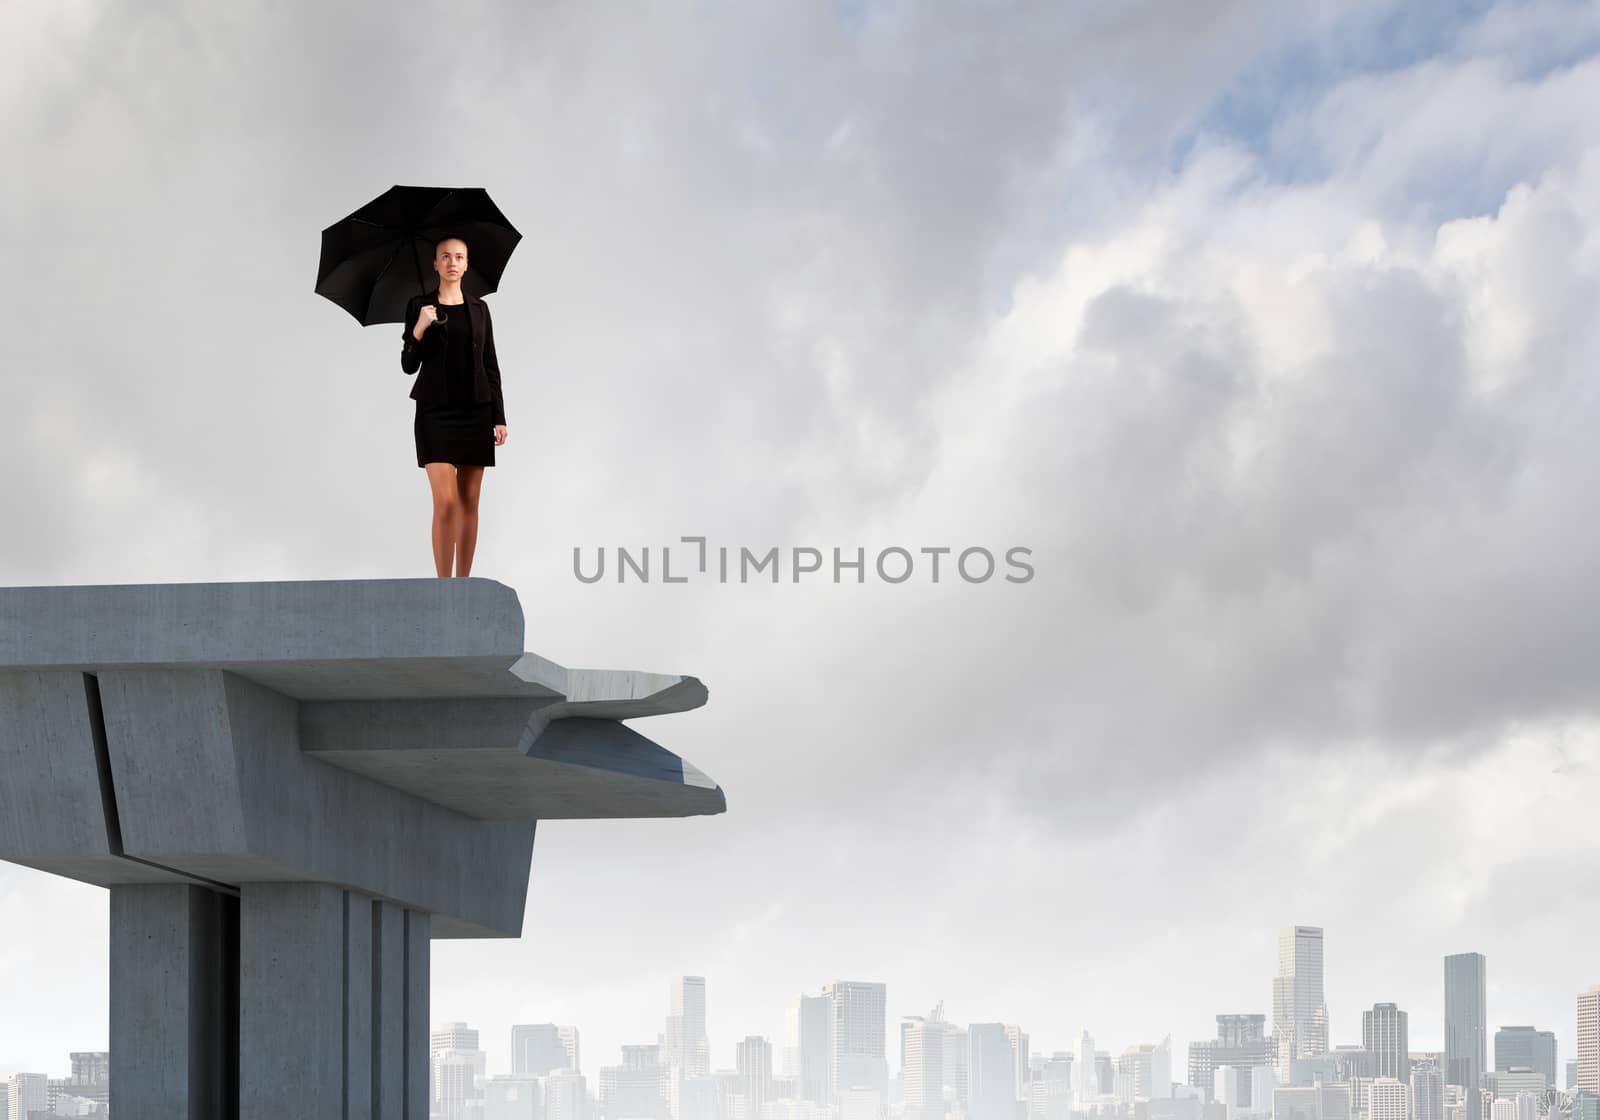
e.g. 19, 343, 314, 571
435, 239, 468, 284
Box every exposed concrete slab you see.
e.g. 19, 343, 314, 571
96, 667, 537, 939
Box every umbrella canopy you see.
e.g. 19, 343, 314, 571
315, 184, 522, 326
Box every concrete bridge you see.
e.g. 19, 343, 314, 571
0, 577, 723, 1119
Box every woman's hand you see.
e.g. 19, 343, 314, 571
413, 304, 439, 340
494, 424, 508, 446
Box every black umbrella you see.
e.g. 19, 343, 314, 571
315, 184, 522, 326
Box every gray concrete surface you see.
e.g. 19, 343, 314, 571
0, 577, 722, 1120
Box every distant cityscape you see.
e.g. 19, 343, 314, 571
4, 926, 1599, 1120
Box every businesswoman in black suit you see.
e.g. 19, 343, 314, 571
400, 236, 509, 578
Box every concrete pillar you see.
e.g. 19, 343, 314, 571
109, 883, 239, 1120
239, 883, 431, 1119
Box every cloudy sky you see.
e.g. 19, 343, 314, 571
5, 0, 1600, 1089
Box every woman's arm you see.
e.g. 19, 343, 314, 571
482, 302, 507, 426
401, 297, 424, 375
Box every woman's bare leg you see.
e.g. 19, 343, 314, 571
424, 462, 461, 577
455, 466, 485, 576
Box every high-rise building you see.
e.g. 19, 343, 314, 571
1331, 1047, 1374, 1082
1193, 1016, 1271, 1100
943, 1021, 970, 1109
787, 993, 832, 1105
738, 1036, 774, 1117
1008, 1026, 1031, 1103
824, 980, 888, 1101
1031, 1053, 1074, 1120
1580, 986, 1600, 1092
1080, 1033, 1099, 1103
1115, 1040, 1173, 1104
435, 1022, 481, 1054
1364, 1005, 1410, 1080
560, 1026, 583, 1074
1274, 927, 1328, 1080
1485, 1070, 1545, 1098
1411, 1059, 1443, 1120
1493, 1028, 1556, 1086
1214, 1064, 1277, 1120
485, 1074, 542, 1120
1445, 954, 1488, 1116
7, 1075, 47, 1120
432, 1022, 487, 1115
513, 1023, 572, 1076
970, 1024, 1017, 1120
903, 1013, 948, 1120
600, 1045, 668, 1120
667, 976, 712, 1079
548, 1070, 589, 1120
438, 1052, 484, 1120
1191, 1042, 1218, 1096
1369, 1077, 1409, 1120
1569, 1062, 1581, 1091
60, 1052, 110, 1109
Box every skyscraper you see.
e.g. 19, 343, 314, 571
438, 1052, 483, 1120
667, 976, 711, 1079
1579, 985, 1600, 1092
513, 1023, 572, 1076
1364, 1005, 1411, 1080
970, 1024, 1017, 1120
824, 980, 889, 1102
1494, 1028, 1556, 1086
1370, 1077, 1409, 1120
559, 1026, 583, 1074
942, 1020, 970, 1109
903, 1013, 948, 1120
7, 1074, 47, 1120
1412, 1059, 1444, 1120
1031, 1053, 1074, 1120
1193, 1015, 1271, 1099
1079, 1033, 1098, 1103
433, 1023, 487, 1114
600, 1045, 667, 1120
1445, 954, 1487, 1112
1274, 927, 1328, 1080
737, 1036, 774, 1116
548, 1071, 588, 1120
788, 993, 832, 1104
1007, 1026, 1031, 1103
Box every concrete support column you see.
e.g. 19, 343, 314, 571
109, 882, 239, 1120
239, 883, 431, 1120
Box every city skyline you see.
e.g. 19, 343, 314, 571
9, 933, 1600, 1094
420, 935, 1599, 1108
11, 944, 1600, 1118
406, 940, 1600, 1119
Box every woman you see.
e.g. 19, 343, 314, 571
400, 235, 509, 578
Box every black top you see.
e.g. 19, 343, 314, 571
435, 301, 474, 404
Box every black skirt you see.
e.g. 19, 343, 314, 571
415, 399, 496, 468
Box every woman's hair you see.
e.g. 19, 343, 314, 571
433, 233, 469, 258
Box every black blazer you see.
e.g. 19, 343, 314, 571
400, 289, 507, 426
